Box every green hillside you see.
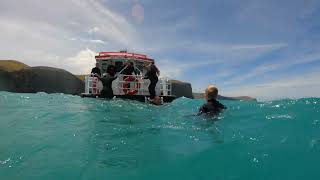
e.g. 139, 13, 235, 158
0, 60, 30, 72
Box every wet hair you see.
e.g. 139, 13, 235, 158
205, 85, 218, 100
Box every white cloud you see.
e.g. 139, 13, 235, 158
73, 0, 140, 47
0, 17, 77, 65
69, 38, 107, 44
0, 0, 289, 77
0, 0, 139, 69
0, 0, 319, 99
154, 42, 287, 80
88, 39, 106, 44
88, 26, 100, 34
157, 58, 221, 78
223, 71, 320, 100
152, 16, 196, 34
229, 43, 287, 50
189, 42, 287, 64
223, 51, 320, 86
64, 49, 97, 74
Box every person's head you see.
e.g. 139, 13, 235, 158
95, 62, 99, 67
129, 61, 134, 67
205, 85, 218, 100
152, 96, 162, 105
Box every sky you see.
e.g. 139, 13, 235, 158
1, 0, 320, 99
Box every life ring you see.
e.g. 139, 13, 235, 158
123, 76, 140, 95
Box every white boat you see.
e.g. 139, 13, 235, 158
81, 50, 176, 103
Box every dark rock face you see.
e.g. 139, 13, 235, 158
170, 80, 193, 98
0, 66, 84, 95
0, 70, 15, 91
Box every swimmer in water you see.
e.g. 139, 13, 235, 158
198, 85, 226, 115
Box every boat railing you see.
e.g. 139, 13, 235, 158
84, 76, 101, 95
159, 77, 172, 96
115, 74, 145, 95
115, 74, 172, 96
84, 74, 172, 96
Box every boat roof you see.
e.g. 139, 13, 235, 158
95, 51, 154, 63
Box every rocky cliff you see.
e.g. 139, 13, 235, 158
0, 61, 84, 95
170, 80, 193, 98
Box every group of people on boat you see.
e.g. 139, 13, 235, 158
90, 61, 161, 104
91, 62, 226, 116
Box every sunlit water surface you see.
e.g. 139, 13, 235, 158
0, 92, 320, 179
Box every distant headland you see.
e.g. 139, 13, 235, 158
0, 60, 84, 95
0, 60, 256, 101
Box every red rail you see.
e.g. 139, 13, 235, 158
95, 52, 154, 62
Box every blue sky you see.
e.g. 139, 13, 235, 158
1, 0, 320, 99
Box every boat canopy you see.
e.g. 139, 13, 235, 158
95, 51, 154, 63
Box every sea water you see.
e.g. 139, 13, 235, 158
0, 92, 320, 180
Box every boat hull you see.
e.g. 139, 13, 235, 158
81, 93, 176, 103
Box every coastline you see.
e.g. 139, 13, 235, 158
0, 60, 255, 100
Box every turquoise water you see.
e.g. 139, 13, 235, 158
0, 92, 320, 180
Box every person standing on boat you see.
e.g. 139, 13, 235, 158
121, 61, 139, 91
144, 62, 160, 100
107, 61, 116, 77
95, 73, 117, 99
91, 63, 101, 77
121, 61, 139, 76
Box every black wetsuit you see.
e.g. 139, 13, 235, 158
121, 65, 138, 75
107, 65, 116, 77
91, 67, 101, 76
198, 99, 226, 115
144, 65, 159, 99
98, 75, 117, 98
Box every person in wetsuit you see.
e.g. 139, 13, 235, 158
198, 85, 226, 115
96, 73, 117, 99
91, 63, 101, 77
106, 62, 116, 77
120, 61, 139, 91
121, 61, 139, 75
144, 62, 160, 100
